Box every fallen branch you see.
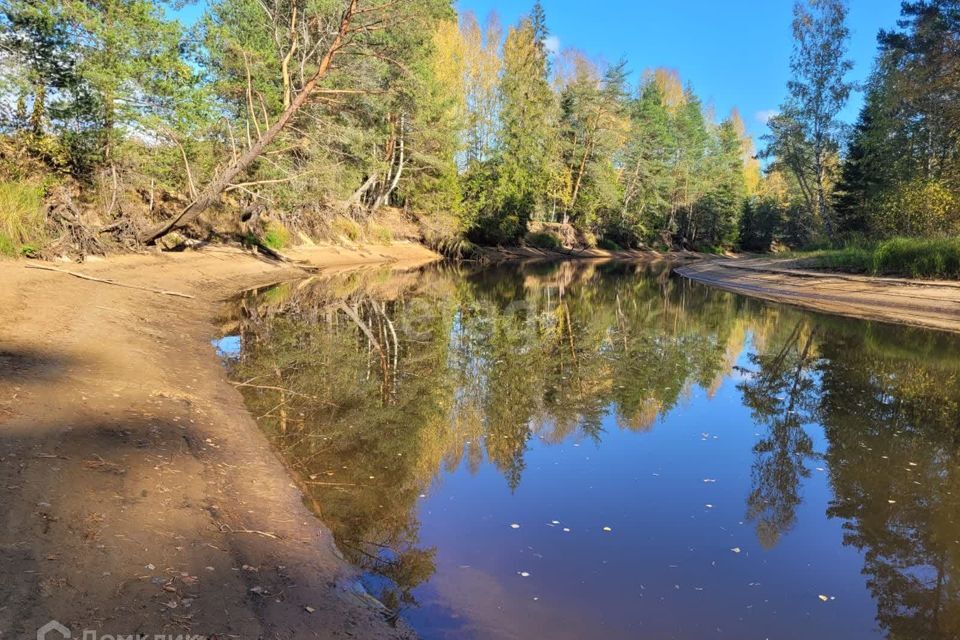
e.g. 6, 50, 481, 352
215, 521, 280, 539
139, 0, 360, 244
25, 264, 195, 299
227, 380, 316, 399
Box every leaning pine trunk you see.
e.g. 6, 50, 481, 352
139, 0, 359, 245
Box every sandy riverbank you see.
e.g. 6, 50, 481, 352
677, 257, 960, 333
0, 242, 437, 639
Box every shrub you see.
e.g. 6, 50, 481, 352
467, 213, 523, 246
580, 229, 598, 249
262, 221, 290, 250
872, 178, 960, 238
423, 229, 475, 260
525, 230, 561, 250
597, 238, 622, 251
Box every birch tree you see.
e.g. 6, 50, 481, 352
782, 0, 853, 236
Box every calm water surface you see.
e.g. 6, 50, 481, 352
219, 261, 960, 639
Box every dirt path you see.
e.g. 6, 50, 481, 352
677, 258, 960, 333
0, 243, 437, 639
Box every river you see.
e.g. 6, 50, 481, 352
218, 260, 960, 639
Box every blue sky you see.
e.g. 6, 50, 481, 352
457, 0, 904, 142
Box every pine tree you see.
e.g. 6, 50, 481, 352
489, 7, 554, 238
618, 79, 674, 245
555, 56, 627, 228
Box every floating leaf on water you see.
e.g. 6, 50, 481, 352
705, 504, 714, 509
602, 526, 612, 532
703, 479, 717, 483
730, 547, 741, 553
510, 523, 520, 529
818, 594, 829, 602
519, 571, 530, 577
562, 528, 571, 533
888, 499, 897, 504
551, 520, 560, 525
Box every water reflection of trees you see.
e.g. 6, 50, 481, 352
222, 261, 750, 612
816, 327, 960, 639
224, 262, 960, 636
738, 320, 819, 548
744, 315, 960, 638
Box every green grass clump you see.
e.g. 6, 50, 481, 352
366, 222, 393, 245
0, 180, 45, 256
873, 237, 960, 279
811, 245, 874, 273
262, 221, 290, 250
0, 233, 16, 257
801, 237, 960, 279
525, 230, 561, 250
331, 217, 362, 242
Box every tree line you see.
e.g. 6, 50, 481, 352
757, 0, 960, 251
0, 0, 756, 253
0, 0, 957, 256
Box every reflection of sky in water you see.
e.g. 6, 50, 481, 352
223, 263, 960, 640
406, 339, 868, 640
212, 335, 241, 358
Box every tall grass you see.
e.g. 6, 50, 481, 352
873, 237, 960, 279
804, 237, 960, 279
809, 245, 875, 273
0, 180, 45, 256
330, 216, 362, 242
366, 222, 393, 245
